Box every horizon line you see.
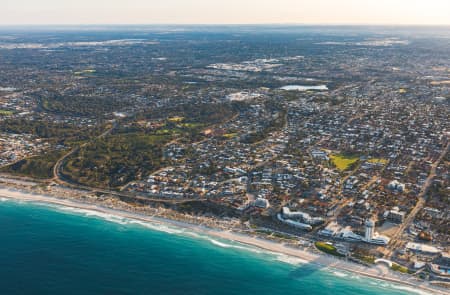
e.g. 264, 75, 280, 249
1, 23, 450, 27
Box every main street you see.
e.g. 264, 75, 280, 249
385, 141, 449, 258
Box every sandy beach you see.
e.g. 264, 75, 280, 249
0, 186, 447, 295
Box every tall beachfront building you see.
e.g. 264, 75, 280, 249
365, 219, 375, 241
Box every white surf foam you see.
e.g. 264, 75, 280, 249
331, 270, 349, 278
126, 219, 185, 235
388, 283, 434, 295
54, 205, 189, 235
350, 274, 433, 295
208, 238, 263, 254
275, 254, 308, 265
210, 238, 234, 248
55, 206, 128, 224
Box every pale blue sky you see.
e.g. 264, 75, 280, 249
2, 0, 450, 25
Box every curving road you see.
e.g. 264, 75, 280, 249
51, 120, 205, 204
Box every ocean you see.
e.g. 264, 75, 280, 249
0, 198, 425, 295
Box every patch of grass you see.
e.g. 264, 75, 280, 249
0, 110, 14, 116
360, 256, 376, 264
391, 263, 409, 274
155, 128, 181, 135
223, 133, 238, 139
315, 241, 345, 257
168, 116, 184, 123
330, 154, 360, 171
272, 232, 297, 240
179, 122, 205, 129
367, 158, 388, 165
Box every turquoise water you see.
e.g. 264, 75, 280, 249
0, 198, 421, 295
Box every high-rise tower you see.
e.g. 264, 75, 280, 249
365, 219, 375, 241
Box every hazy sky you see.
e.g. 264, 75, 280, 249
2, 0, 450, 25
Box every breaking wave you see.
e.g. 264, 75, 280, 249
275, 254, 308, 265
208, 238, 263, 254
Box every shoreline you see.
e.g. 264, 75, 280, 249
0, 186, 447, 295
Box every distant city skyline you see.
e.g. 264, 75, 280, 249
2, 0, 450, 26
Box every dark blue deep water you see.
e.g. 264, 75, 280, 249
0, 199, 419, 295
